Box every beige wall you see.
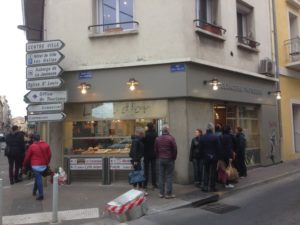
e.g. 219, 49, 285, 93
44, 0, 272, 74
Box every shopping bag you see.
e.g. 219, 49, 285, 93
128, 170, 145, 185
225, 162, 239, 182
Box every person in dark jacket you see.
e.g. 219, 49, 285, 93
155, 124, 177, 199
23, 134, 51, 200
129, 127, 145, 189
235, 127, 247, 177
189, 129, 203, 186
143, 122, 158, 189
5, 125, 25, 185
200, 122, 220, 192
219, 125, 235, 188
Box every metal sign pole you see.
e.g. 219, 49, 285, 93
52, 174, 59, 223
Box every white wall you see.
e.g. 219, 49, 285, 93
44, 0, 272, 73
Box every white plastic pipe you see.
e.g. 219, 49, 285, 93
52, 174, 59, 223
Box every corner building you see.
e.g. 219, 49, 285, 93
23, 0, 280, 184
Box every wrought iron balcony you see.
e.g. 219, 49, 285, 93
236, 36, 260, 49
284, 37, 300, 70
193, 19, 226, 38
88, 21, 139, 35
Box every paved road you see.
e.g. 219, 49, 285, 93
126, 173, 300, 225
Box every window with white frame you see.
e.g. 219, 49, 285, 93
236, 1, 254, 42
97, 0, 134, 31
197, 0, 218, 25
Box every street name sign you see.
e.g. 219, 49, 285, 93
26, 40, 65, 52
26, 78, 64, 90
26, 65, 63, 79
27, 103, 64, 113
26, 51, 64, 66
27, 113, 66, 122
24, 91, 67, 103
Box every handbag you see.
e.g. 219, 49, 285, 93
42, 166, 52, 177
128, 169, 145, 185
226, 162, 239, 182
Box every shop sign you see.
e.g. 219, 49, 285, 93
26, 40, 65, 52
170, 63, 185, 73
110, 157, 132, 170
70, 158, 103, 170
26, 51, 64, 66
26, 65, 63, 80
26, 78, 64, 90
24, 91, 67, 103
27, 103, 64, 113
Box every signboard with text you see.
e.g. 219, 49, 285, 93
26, 40, 65, 52
70, 158, 103, 170
27, 103, 64, 113
109, 158, 132, 170
24, 91, 67, 103
26, 51, 64, 66
27, 113, 66, 122
26, 78, 64, 90
26, 65, 63, 79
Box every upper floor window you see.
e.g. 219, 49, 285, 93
197, 0, 218, 25
96, 0, 134, 31
289, 12, 299, 39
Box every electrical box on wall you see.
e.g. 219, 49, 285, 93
258, 58, 274, 77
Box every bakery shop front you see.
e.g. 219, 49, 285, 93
63, 100, 167, 183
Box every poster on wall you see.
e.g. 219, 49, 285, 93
70, 158, 103, 170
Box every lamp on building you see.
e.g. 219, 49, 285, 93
127, 78, 139, 91
78, 82, 91, 94
268, 90, 281, 100
203, 78, 222, 91
17, 25, 43, 32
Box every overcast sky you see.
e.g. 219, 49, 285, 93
0, 1, 27, 118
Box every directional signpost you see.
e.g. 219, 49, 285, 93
25, 39, 66, 122
27, 113, 66, 122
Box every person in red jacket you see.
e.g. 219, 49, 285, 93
23, 134, 51, 200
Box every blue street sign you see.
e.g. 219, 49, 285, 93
79, 71, 93, 79
170, 63, 186, 73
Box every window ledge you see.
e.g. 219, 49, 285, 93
237, 43, 259, 53
89, 29, 138, 38
195, 28, 226, 41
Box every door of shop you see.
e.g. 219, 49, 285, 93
292, 104, 300, 152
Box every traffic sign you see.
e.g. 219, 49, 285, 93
26, 65, 63, 79
26, 51, 64, 66
27, 103, 64, 113
26, 40, 65, 52
27, 113, 66, 122
24, 91, 67, 103
26, 78, 64, 90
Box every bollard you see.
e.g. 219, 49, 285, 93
0, 179, 2, 225
52, 174, 59, 223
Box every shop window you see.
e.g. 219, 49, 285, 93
96, 0, 134, 31
292, 103, 300, 153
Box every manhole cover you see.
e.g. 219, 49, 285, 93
202, 203, 239, 214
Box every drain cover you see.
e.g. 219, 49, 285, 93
202, 203, 239, 214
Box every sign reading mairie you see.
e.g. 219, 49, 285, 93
27, 65, 63, 79
26, 40, 65, 52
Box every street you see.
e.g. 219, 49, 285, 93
125, 173, 300, 225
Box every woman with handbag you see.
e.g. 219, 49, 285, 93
23, 134, 51, 200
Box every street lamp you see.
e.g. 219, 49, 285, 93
127, 78, 139, 91
268, 90, 281, 100
78, 82, 91, 95
203, 78, 222, 91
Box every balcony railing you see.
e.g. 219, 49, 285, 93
285, 37, 300, 65
88, 21, 139, 34
236, 36, 260, 49
193, 19, 226, 36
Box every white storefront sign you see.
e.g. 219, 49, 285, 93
70, 158, 103, 170
110, 158, 132, 170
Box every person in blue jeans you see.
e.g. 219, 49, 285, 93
23, 134, 51, 200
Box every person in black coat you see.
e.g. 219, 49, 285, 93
199, 123, 220, 192
5, 125, 25, 185
143, 122, 158, 189
189, 129, 203, 186
235, 127, 247, 177
129, 127, 145, 189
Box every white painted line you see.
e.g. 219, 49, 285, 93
25, 181, 34, 186
2, 208, 99, 225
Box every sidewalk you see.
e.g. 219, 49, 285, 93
1, 151, 300, 225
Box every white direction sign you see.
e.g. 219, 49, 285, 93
26, 40, 65, 52
24, 91, 67, 103
27, 103, 64, 113
27, 113, 66, 122
26, 51, 64, 66
26, 78, 64, 90
26, 65, 63, 79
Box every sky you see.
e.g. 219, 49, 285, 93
0, 1, 27, 118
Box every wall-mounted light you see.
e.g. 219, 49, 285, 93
78, 82, 91, 94
203, 78, 222, 91
268, 90, 281, 100
127, 78, 139, 91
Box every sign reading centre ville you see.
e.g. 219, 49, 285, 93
26, 51, 64, 66
26, 65, 63, 79
24, 91, 67, 103
26, 40, 65, 52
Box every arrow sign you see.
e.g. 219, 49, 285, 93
26, 78, 64, 90
27, 113, 66, 122
26, 51, 64, 66
27, 103, 64, 113
26, 40, 65, 52
26, 65, 63, 79
24, 91, 67, 103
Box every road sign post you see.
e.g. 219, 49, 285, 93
26, 51, 64, 66
24, 91, 67, 103
26, 40, 65, 52
26, 78, 64, 90
27, 103, 64, 113
27, 113, 66, 122
26, 65, 63, 79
